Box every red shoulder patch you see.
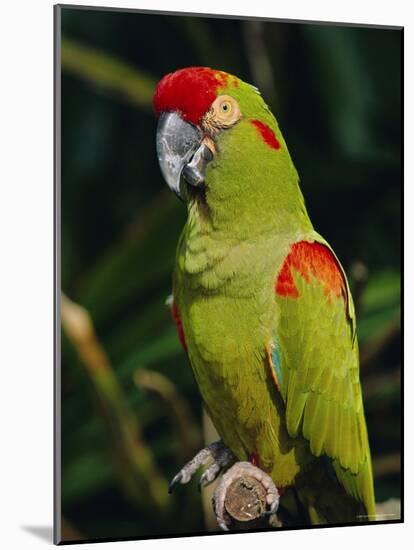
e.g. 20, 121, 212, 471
171, 300, 187, 353
153, 67, 229, 125
251, 120, 281, 150
275, 242, 345, 300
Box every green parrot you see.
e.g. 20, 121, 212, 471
153, 67, 375, 528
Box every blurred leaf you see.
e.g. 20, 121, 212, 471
62, 450, 114, 504
357, 269, 400, 344
61, 35, 157, 108
118, 327, 181, 380
361, 270, 400, 312
78, 192, 185, 326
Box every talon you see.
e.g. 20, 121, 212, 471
168, 441, 234, 495
264, 494, 280, 516
168, 472, 182, 494
213, 494, 231, 531
269, 500, 280, 515
198, 462, 221, 490
218, 520, 230, 532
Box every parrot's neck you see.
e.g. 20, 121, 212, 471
178, 188, 314, 293
178, 127, 315, 291
185, 164, 313, 236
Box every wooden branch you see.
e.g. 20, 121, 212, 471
225, 475, 267, 521
224, 476, 281, 529
224, 476, 282, 531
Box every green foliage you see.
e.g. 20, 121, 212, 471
59, 6, 401, 540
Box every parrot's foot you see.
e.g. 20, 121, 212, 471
168, 440, 235, 493
212, 461, 280, 531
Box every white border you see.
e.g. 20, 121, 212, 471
0, 1, 410, 548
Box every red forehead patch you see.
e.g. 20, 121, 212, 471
153, 67, 229, 125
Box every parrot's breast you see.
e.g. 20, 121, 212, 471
174, 231, 312, 485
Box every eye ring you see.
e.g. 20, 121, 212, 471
207, 95, 241, 127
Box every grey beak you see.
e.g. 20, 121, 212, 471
156, 112, 203, 196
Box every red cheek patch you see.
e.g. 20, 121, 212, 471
251, 119, 281, 150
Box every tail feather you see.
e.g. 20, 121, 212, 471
295, 458, 375, 525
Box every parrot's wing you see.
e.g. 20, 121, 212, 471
271, 236, 375, 517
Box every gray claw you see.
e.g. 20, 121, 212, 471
168, 441, 235, 495
212, 494, 231, 531
267, 496, 280, 516
218, 520, 230, 532
198, 462, 222, 490
168, 472, 182, 494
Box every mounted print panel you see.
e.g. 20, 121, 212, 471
54, 4, 403, 544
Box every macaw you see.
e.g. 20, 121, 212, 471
153, 67, 375, 529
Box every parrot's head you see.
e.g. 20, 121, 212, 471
154, 67, 306, 234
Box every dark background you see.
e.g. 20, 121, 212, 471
59, 6, 402, 542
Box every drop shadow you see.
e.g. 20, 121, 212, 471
21, 525, 54, 543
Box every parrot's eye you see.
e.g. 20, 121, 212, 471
208, 95, 241, 128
